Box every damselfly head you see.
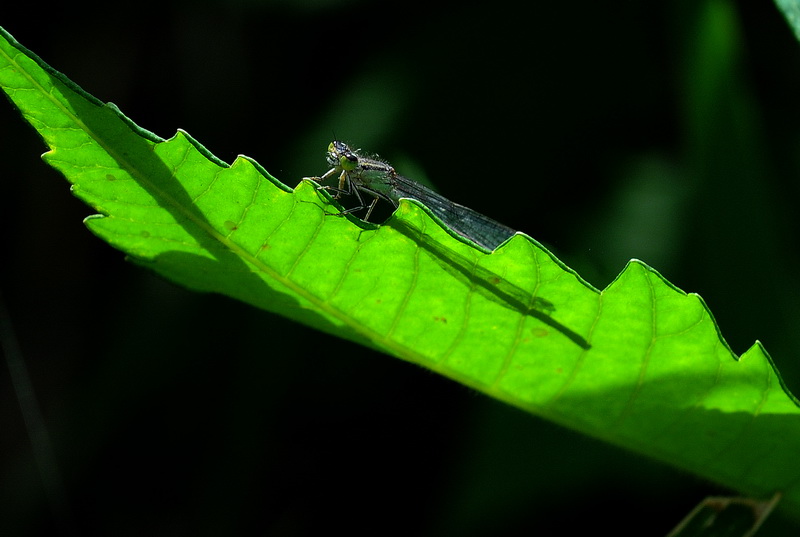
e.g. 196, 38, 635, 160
327, 140, 359, 171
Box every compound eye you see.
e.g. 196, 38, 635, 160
339, 152, 358, 171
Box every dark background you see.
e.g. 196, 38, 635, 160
2, 0, 800, 535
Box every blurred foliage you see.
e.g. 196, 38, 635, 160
2, 0, 800, 535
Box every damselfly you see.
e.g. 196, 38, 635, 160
308, 141, 516, 250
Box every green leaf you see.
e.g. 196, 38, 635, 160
2, 24, 800, 521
